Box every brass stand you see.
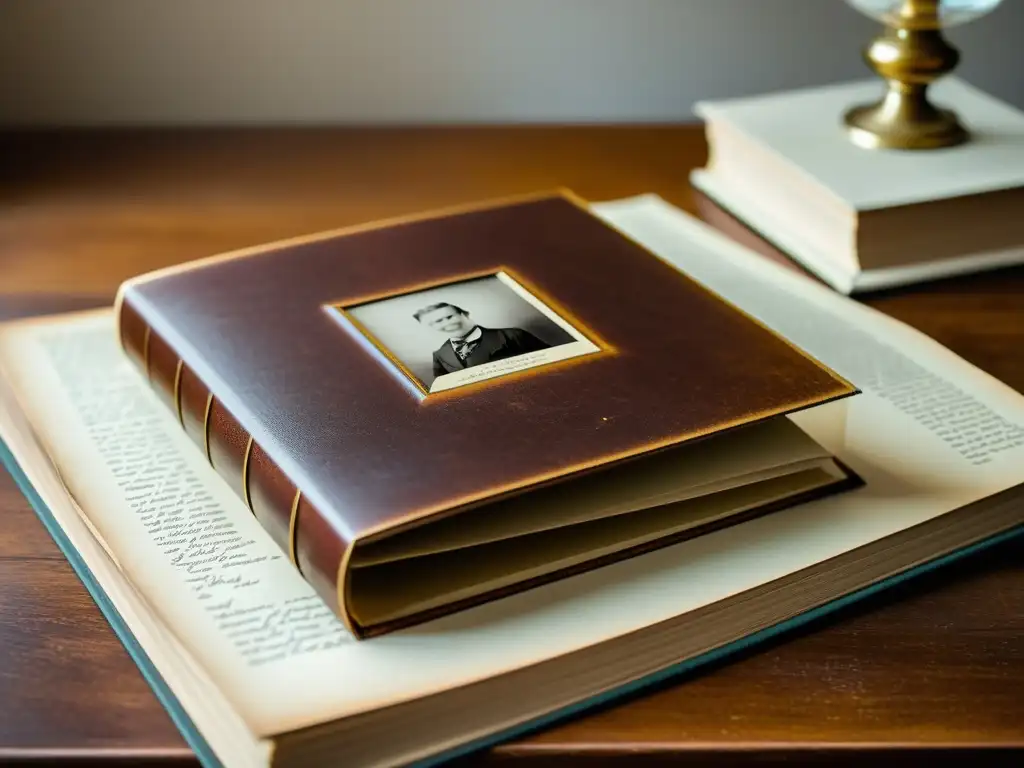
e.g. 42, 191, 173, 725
844, 0, 969, 150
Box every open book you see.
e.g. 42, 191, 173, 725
2, 197, 1023, 768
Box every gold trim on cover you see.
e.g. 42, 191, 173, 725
288, 489, 302, 572
242, 436, 255, 514
202, 393, 214, 465
142, 326, 152, 380
336, 544, 359, 637
172, 360, 184, 427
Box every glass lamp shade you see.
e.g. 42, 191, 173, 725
845, 0, 1004, 28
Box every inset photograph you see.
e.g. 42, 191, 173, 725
337, 271, 600, 394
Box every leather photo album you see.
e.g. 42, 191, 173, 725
115, 190, 860, 637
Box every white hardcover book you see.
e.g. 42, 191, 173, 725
691, 78, 1024, 294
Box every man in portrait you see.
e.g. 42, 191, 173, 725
413, 302, 551, 379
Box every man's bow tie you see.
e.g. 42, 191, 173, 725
453, 337, 480, 359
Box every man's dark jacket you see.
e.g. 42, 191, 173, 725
432, 327, 550, 377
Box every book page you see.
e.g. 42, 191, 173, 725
352, 417, 829, 565
0, 374, 271, 768
0, 314, 368, 734
351, 467, 837, 624
2, 198, 1023, 743
29, 324, 352, 663
592, 195, 1024, 484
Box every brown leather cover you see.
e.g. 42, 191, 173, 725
116, 191, 856, 637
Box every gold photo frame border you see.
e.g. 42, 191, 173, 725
326, 266, 616, 402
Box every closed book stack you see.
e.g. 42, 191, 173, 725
691, 78, 1024, 294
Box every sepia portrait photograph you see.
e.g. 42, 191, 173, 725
336, 271, 600, 394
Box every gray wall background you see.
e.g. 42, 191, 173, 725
0, 0, 1021, 126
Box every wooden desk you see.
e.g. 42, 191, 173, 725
1, 126, 1022, 766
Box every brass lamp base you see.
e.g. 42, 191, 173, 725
843, 1, 970, 151
844, 87, 969, 150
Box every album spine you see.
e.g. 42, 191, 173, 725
116, 295, 359, 636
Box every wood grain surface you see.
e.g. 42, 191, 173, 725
1, 126, 1022, 766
